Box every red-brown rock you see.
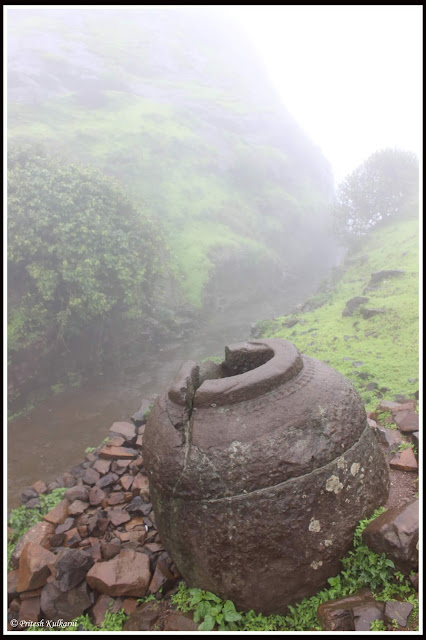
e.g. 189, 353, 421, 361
10, 520, 55, 571
88, 486, 106, 506
120, 475, 134, 491
107, 508, 131, 526
31, 481, 47, 495
92, 458, 112, 475
63, 528, 82, 548
390, 448, 418, 472
362, 499, 419, 574
55, 548, 94, 591
99, 445, 138, 460
17, 543, 56, 592
110, 421, 136, 441
123, 601, 161, 631
68, 500, 89, 515
65, 486, 89, 503
91, 594, 123, 627
40, 578, 91, 622
398, 412, 419, 433
163, 610, 199, 631
132, 474, 150, 500
18, 596, 41, 623
107, 492, 126, 506
43, 500, 70, 525
82, 468, 101, 486
86, 549, 151, 597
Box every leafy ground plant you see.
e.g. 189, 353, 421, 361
8, 487, 67, 569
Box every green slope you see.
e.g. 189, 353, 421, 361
8, 8, 335, 308
257, 217, 419, 411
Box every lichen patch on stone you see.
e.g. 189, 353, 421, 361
308, 518, 321, 532
325, 475, 343, 493
310, 560, 323, 570
350, 462, 361, 476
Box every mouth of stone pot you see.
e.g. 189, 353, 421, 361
220, 343, 274, 377
194, 339, 303, 407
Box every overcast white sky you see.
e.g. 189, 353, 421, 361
225, 5, 422, 186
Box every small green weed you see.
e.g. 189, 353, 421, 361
370, 619, 386, 631
84, 446, 96, 454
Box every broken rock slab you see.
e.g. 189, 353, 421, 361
317, 590, 382, 632
17, 543, 56, 593
86, 549, 151, 597
389, 448, 418, 472
362, 499, 419, 575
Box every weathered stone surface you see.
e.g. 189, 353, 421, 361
21, 488, 39, 503
361, 307, 386, 319
371, 423, 403, 450
31, 480, 47, 495
86, 549, 151, 597
110, 421, 137, 441
107, 492, 126, 506
131, 400, 152, 427
7, 570, 19, 599
64, 486, 89, 503
362, 499, 419, 574
384, 600, 413, 627
97, 472, 119, 489
10, 521, 55, 570
99, 446, 138, 459
107, 509, 131, 526
123, 601, 161, 631
148, 554, 176, 594
369, 269, 405, 284
18, 596, 41, 623
40, 578, 91, 622
120, 475, 134, 491
342, 296, 369, 317
82, 468, 100, 486
163, 611, 199, 631
89, 486, 106, 506
17, 543, 56, 592
132, 474, 150, 500
122, 597, 139, 615
143, 338, 389, 614
101, 539, 122, 560
55, 518, 75, 535
43, 499, 69, 525
92, 458, 112, 475
353, 602, 385, 631
397, 412, 419, 433
55, 549, 94, 591
63, 528, 82, 548
317, 590, 378, 631
390, 448, 418, 472
91, 594, 123, 627
68, 500, 89, 515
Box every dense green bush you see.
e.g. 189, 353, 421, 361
7, 146, 166, 362
333, 148, 419, 241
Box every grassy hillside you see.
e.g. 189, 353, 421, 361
8, 8, 335, 309
256, 217, 419, 412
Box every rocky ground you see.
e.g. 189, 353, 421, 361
7, 398, 419, 632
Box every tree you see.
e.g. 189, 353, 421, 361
7, 146, 166, 359
333, 148, 419, 239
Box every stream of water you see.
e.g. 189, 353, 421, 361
7, 284, 313, 509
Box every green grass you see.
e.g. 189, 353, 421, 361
258, 217, 419, 411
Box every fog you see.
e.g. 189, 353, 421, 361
5, 7, 419, 511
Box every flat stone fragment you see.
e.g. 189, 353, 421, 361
68, 500, 89, 515
88, 486, 106, 506
65, 486, 89, 502
82, 468, 101, 486
92, 458, 111, 475
108, 508, 131, 526
120, 475, 134, 491
92, 594, 123, 627
110, 421, 137, 440
390, 448, 418, 472
86, 549, 151, 597
17, 543, 56, 592
108, 492, 126, 506
398, 412, 419, 433
163, 611, 199, 631
18, 596, 41, 623
63, 528, 82, 548
372, 424, 403, 450
362, 499, 419, 574
10, 521, 55, 570
99, 446, 138, 460
353, 603, 385, 631
40, 578, 91, 622
55, 549, 94, 592
105, 435, 126, 447
97, 472, 119, 489
31, 480, 47, 494
43, 500, 70, 525
123, 601, 161, 631
384, 600, 413, 627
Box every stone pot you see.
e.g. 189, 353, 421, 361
143, 339, 389, 614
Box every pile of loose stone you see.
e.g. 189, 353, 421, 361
7, 398, 419, 632
7, 411, 197, 632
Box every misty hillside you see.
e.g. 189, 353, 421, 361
256, 214, 419, 412
8, 8, 335, 310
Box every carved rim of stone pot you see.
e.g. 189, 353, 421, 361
169, 339, 304, 408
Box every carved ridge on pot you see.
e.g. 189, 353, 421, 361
194, 339, 303, 407
170, 421, 374, 504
